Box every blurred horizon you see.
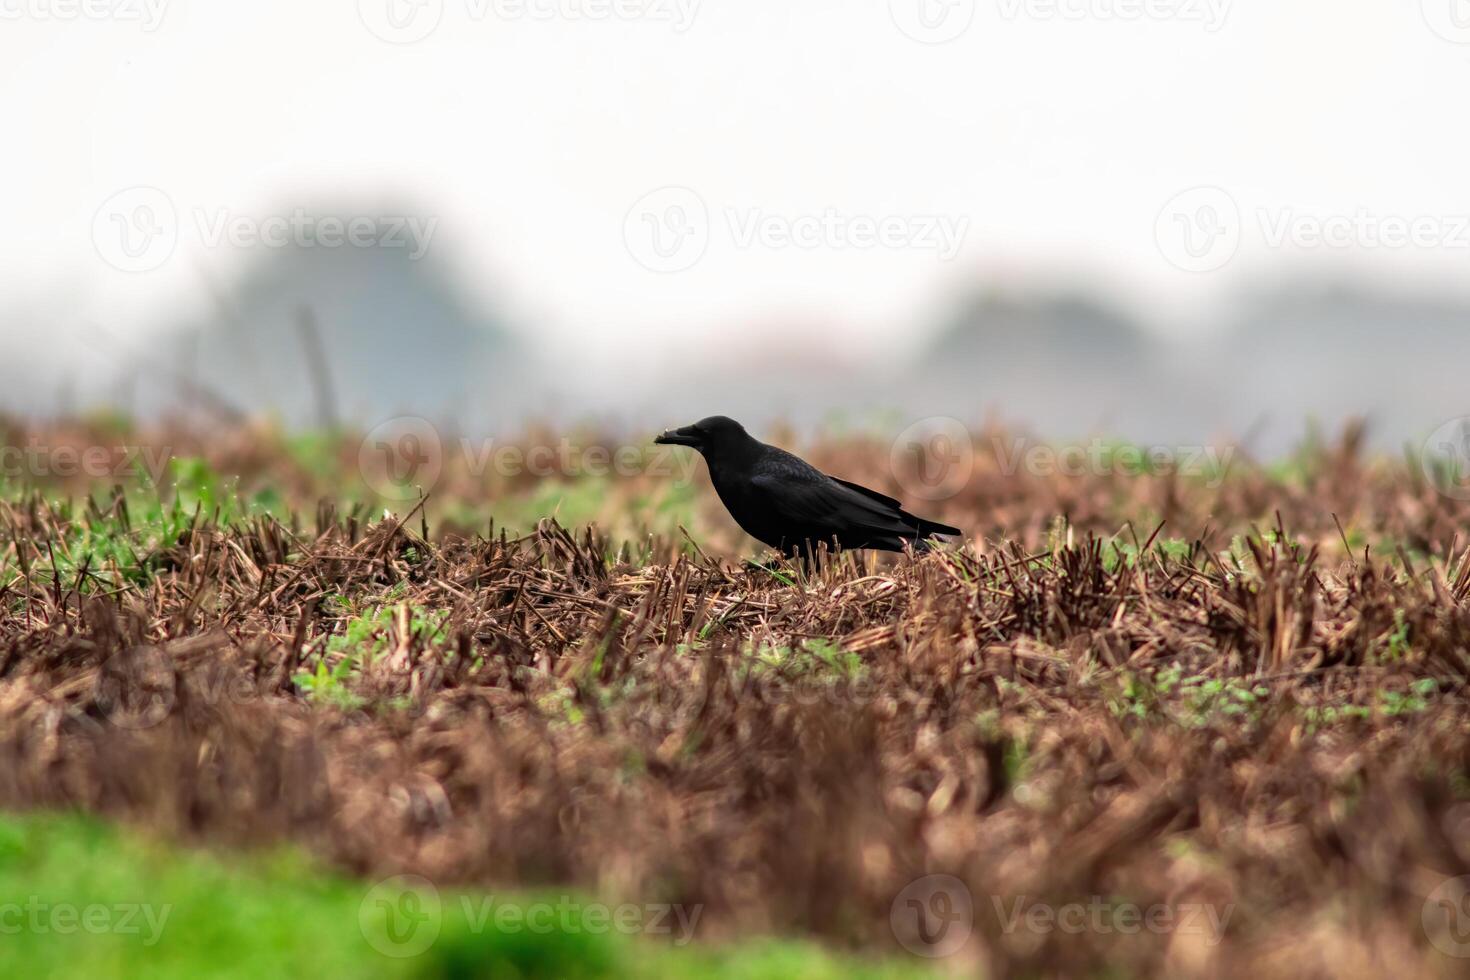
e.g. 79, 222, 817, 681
5, 1, 1469, 454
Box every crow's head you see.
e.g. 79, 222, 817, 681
654, 415, 746, 454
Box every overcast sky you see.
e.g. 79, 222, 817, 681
5, 0, 1470, 372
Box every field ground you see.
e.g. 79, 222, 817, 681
2, 416, 1469, 977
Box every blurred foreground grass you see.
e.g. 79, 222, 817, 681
0, 812, 926, 979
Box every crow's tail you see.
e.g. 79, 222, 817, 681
912, 517, 962, 539
907, 518, 962, 552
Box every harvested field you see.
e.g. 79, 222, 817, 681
1, 418, 1469, 977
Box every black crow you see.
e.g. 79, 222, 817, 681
655, 415, 962, 558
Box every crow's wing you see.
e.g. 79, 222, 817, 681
749, 452, 929, 542
833, 476, 961, 538
831, 476, 904, 511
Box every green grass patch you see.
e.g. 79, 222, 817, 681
0, 811, 927, 979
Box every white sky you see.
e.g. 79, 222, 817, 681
4, 0, 1470, 371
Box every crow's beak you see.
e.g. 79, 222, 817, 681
654, 425, 702, 448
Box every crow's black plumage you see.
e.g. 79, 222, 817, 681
654, 415, 962, 558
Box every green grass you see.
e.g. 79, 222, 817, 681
0, 811, 930, 979
0, 457, 299, 596
745, 638, 866, 681
294, 588, 453, 709
1103, 666, 1445, 731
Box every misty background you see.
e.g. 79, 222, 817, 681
3, 1, 1469, 455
